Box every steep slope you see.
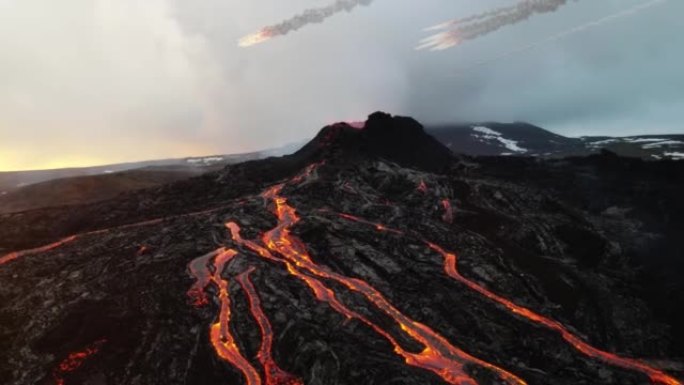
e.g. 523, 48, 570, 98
0, 113, 682, 385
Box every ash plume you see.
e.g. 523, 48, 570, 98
419, 0, 575, 50
239, 0, 375, 47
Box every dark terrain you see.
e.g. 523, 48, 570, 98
428, 123, 684, 159
0, 112, 682, 385
0, 144, 301, 213
0, 167, 213, 214
3, 122, 681, 215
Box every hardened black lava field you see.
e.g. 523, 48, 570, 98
1, 112, 683, 385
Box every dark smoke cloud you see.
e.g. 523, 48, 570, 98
420, 0, 575, 50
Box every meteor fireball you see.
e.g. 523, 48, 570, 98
239, 29, 274, 47
419, 0, 573, 51
237, 0, 376, 47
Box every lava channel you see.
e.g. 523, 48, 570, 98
52, 339, 106, 385
0, 202, 243, 267
425, 242, 681, 385
228, 167, 527, 385
236, 267, 304, 385
336, 210, 681, 385
0, 235, 78, 266
187, 247, 263, 385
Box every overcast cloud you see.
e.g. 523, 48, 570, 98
0, 0, 682, 170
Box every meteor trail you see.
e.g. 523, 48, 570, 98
452, 0, 668, 74
239, 0, 375, 47
419, 0, 574, 51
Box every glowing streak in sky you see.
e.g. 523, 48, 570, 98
452, 0, 669, 74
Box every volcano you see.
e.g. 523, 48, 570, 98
1, 112, 683, 385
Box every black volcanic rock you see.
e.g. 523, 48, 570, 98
0, 114, 683, 385
295, 111, 453, 172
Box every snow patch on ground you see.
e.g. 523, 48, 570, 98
472, 126, 527, 153
664, 152, 684, 159
643, 141, 684, 149
624, 138, 669, 143
587, 139, 619, 147
187, 156, 225, 165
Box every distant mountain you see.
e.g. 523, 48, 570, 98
427, 123, 684, 160
2, 122, 681, 214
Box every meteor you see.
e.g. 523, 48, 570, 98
419, 0, 574, 51
452, 0, 669, 74
238, 0, 375, 47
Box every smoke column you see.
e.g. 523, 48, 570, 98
419, 0, 575, 51
239, 0, 375, 47
451, 0, 668, 74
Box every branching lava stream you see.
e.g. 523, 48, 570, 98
188, 247, 263, 385
223, 169, 527, 385
236, 267, 304, 385
336, 208, 681, 385
187, 163, 680, 385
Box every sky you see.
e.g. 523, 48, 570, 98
0, 0, 682, 171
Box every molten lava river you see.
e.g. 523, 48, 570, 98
185, 164, 680, 385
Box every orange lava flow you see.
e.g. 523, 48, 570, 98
0, 202, 240, 268
187, 248, 225, 307
187, 247, 263, 385
236, 267, 304, 385
425, 242, 681, 385
0, 235, 78, 266
336, 211, 681, 385
338, 213, 404, 235
232, 174, 527, 385
210, 248, 263, 385
52, 339, 106, 385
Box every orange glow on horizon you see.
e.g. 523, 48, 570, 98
0, 142, 222, 173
